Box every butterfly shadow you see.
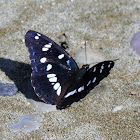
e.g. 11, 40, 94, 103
0, 58, 41, 101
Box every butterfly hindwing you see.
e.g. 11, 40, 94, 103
25, 30, 79, 105
31, 63, 74, 105
57, 61, 114, 109
83, 61, 114, 91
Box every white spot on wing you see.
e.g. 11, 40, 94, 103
42, 47, 49, 51
35, 36, 39, 39
87, 80, 91, 86
66, 60, 70, 66
78, 86, 84, 92
100, 68, 102, 73
44, 43, 52, 48
49, 77, 57, 82
64, 89, 77, 98
53, 82, 60, 90
108, 63, 111, 68
37, 33, 41, 36
42, 43, 52, 51
47, 74, 56, 78
93, 67, 96, 72
58, 54, 64, 59
33, 86, 36, 90
46, 64, 52, 71
40, 57, 47, 63
101, 64, 104, 69
92, 77, 96, 83
57, 86, 61, 96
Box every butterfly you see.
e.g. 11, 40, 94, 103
25, 30, 115, 109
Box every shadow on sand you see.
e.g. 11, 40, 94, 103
0, 58, 40, 101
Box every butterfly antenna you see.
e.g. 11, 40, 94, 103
63, 33, 69, 49
85, 41, 88, 64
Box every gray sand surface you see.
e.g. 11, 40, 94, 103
0, 0, 139, 139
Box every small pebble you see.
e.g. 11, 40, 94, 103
0, 82, 18, 96
112, 105, 123, 113
130, 31, 140, 54
8, 114, 43, 132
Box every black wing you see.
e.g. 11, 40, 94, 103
25, 30, 79, 105
57, 61, 114, 109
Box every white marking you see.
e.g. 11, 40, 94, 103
42, 47, 49, 51
78, 86, 84, 92
92, 77, 96, 83
66, 60, 70, 66
47, 74, 56, 78
101, 64, 104, 69
46, 64, 52, 71
37, 33, 41, 36
57, 86, 61, 96
100, 68, 102, 73
51, 83, 55, 85
35, 36, 39, 39
49, 77, 57, 82
108, 63, 111, 68
64, 89, 77, 98
44, 43, 52, 48
40, 57, 47, 63
93, 67, 96, 72
58, 54, 64, 59
87, 80, 91, 86
33, 86, 36, 90
42, 43, 52, 51
53, 82, 60, 90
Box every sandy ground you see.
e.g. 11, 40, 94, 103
0, 0, 139, 139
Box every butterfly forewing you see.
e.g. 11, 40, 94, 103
25, 30, 78, 105
25, 30, 78, 71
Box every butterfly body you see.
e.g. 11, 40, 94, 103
25, 30, 115, 109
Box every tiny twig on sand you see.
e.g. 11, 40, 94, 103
120, 72, 140, 78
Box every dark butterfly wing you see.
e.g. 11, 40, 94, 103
57, 61, 114, 109
25, 30, 79, 105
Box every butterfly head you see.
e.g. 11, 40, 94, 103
82, 64, 90, 70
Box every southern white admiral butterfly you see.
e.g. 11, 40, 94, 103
25, 30, 115, 109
